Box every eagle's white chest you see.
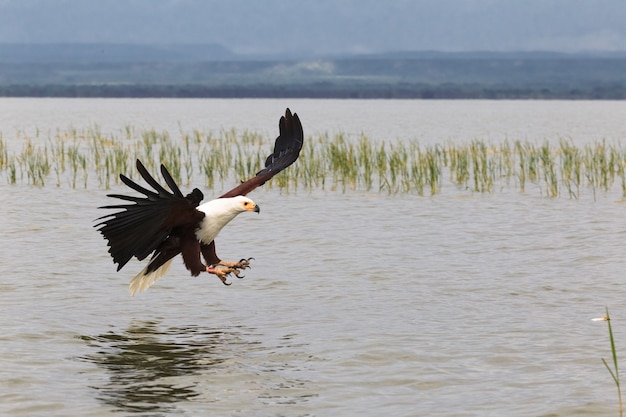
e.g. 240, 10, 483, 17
195, 198, 243, 244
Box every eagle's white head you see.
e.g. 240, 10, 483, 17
195, 196, 259, 244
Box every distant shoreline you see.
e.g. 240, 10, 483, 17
2, 48, 626, 99
1, 83, 625, 100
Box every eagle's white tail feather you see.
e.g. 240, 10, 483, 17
129, 259, 174, 296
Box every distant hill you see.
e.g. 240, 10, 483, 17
4, 43, 626, 63
1, 44, 626, 99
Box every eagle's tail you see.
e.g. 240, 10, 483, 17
129, 259, 174, 296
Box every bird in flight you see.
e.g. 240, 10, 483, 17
95, 108, 303, 295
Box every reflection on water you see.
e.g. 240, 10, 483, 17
79, 321, 257, 414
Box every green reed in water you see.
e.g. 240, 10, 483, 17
598, 307, 623, 417
1, 125, 626, 199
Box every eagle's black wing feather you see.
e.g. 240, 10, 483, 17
95, 159, 204, 271
118, 172, 159, 199
259, 109, 304, 175
160, 164, 185, 198
220, 108, 303, 198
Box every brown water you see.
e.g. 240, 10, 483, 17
1, 99, 626, 416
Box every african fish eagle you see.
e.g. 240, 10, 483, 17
95, 108, 303, 295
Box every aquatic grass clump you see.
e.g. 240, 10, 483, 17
2, 124, 626, 199
448, 142, 470, 186
0, 134, 8, 169
469, 140, 494, 193
17, 139, 51, 186
559, 139, 582, 198
326, 133, 359, 191
538, 142, 558, 198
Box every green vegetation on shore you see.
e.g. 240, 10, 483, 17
1, 126, 626, 198
2, 82, 625, 100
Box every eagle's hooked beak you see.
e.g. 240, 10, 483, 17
243, 200, 260, 213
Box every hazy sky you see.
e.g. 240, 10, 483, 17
1, 0, 625, 54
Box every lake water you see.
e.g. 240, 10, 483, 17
1, 98, 626, 416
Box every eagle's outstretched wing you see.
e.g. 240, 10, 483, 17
220, 108, 303, 198
95, 160, 205, 271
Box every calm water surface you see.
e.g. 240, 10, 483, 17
1, 99, 626, 416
